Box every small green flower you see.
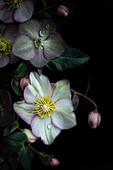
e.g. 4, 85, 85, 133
14, 71, 77, 145
12, 19, 66, 68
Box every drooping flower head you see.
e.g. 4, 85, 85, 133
0, 0, 34, 23
0, 24, 18, 68
12, 19, 66, 68
14, 72, 77, 145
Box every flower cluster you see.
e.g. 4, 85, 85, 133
0, 0, 101, 169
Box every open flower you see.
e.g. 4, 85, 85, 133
12, 19, 66, 68
0, 24, 19, 68
0, 0, 34, 23
14, 71, 77, 145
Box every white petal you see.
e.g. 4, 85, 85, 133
13, 100, 35, 125
31, 116, 61, 145
29, 72, 53, 98
51, 80, 71, 102
51, 99, 77, 129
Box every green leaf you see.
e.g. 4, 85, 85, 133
19, 146, 34, 170
42, 0, 46, 8
4, 120, 19, 136
14, 62, 29, 78
47, 46, 90, 71
5, 132, 28, 152
11, 78, 23, 96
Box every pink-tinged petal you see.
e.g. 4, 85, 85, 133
12, 35, 35, 60
14, 0, 34, 22
51, 80, 71, 102
40, 19, 56, 40
9, 52, 19, 64
0, 0, 6, 9
4, 25, 19, 43
31, 116, 61, 145
29, 72, 53, 98
30, 48, 49, 68
13, 100, 35, 125
0, 7, 14, 23
19, 19, 41, 39
51, 99, 77, 129
24, 84, 39, 104
43, 33, 66, 59
0, 55, 9, 68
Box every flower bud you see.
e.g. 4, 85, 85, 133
22, 129, 38, 143
50, 158, 59, 167
88, 111, 101, 129
57, 5, 69, 17
20, 77, 30, 90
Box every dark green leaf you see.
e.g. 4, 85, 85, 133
4, 120, 19, 136
47, 46, 90, 71
0, 89, 14, 128
42, 0, 46, 8
14, 62, 29, 78
11, 78, 23, 96
5, 132, 28, 152
19, 146, 34, 170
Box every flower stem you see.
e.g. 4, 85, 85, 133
28, 145, 43, 158
71, 88, 98, 111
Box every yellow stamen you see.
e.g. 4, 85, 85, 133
6, 0, 23, 9
35, 97, 56, 118
0, 38, 11, 56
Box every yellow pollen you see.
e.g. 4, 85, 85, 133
35, 97, 56, 118
0, 38, 11, 56
6, 0, 23, 9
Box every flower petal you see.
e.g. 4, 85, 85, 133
9, 52, 19, 64
0, 55, 9, 68
0, 7, 14, 23
43, 33, 66, 59
51, 80, 71, 102
30, 48, 49, 68
14, 0, 34, 22
24, 84, 39, 104
13, 100, 35, 125
31, 116, 61, 145
40, 19, 56, 40
29, 72, 53, 98
19, 19, 41, 39
51, 99, 77, 129
4, 25, 19, 43
12, 35, 35, 60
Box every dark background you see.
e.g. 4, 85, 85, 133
1, 0, 112, 169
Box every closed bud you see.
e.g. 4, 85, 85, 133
22, 129, 38, 143
20, 77, 30, 90
50, 158, 59, 167
88, 111, 101, 129
57, 5, 69, 17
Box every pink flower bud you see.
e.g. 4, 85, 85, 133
88, 111, 101, 129
50, 158, 59, 167
57, 5, 69, 17
20, 77, 30, 90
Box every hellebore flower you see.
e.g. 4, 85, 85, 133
0, 24, 19, 68
12, 19, 66, 68
14, 72, 77, 145
0, 0, 34, 23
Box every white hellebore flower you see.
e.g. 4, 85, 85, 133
14, 72, 77, 145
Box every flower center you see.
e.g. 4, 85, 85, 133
35, 97, 56, 118
34, 38, 43, 49
0, 38, 11, 56
5, 0, 23, 9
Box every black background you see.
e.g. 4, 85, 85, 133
1, 0, 113, 169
